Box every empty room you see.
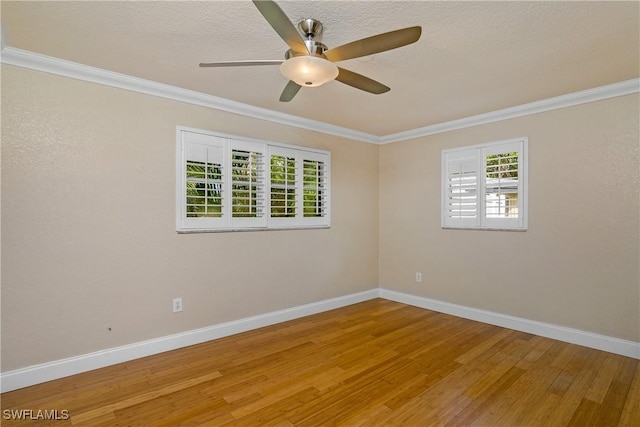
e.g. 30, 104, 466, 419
1, 1, 638, 425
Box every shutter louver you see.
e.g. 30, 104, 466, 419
270, 151, 297, 218
485, 152, 519, 219
443, 149, 479, 228
185, 143, 224, 219
482, 140, 525, 229
231, 150, 264, 216
180, 132, 226, 230
299, 150, 330, 226
448, 158, 478, 219
267, 147, 330, 228
302, 159, 327, 218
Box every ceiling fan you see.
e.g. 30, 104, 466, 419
199, 0, 422, 102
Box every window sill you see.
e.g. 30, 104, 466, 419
441, 226, 527, 232
177, 225, 331, 234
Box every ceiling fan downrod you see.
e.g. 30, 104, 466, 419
298, 18, 323, 40
284, 18, 328, 60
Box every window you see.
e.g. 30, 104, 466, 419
230, 140, 266, 229
302, 156, 328, 219
269, 147, 297, 222
182, 132, 226, 230
267, 147, 329, 228
177, 127, 330, 232
442, 138, 527, 230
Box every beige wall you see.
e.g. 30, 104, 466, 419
0, 65, 379, 371
2, 63, 639, 374
379, 94, 640, 342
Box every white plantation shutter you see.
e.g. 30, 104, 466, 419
442, 148, 480, 228
177, 127, 330, 232
267, 147, 331, 228
229, 140, 266, 228
179, 132, 226, 230
268, 146, 298, 227
301, 151, 330, 227
442, 138, 527, 230
483, 140, 526, 229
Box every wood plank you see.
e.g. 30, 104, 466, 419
585, 354, 623, 403
543, 347, 608, 426
69, 371, 222, 424
593, 356, 637, 426
1, 299, 637, 427
470, 339, 566, 426
567, 397, 601, 426
619, 361, 640, 427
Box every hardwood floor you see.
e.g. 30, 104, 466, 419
1, 299, 638, 426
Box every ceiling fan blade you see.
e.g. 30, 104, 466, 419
279, 80, 302, 102
335, 67, 390, 94
252, 0, 309, 55
199, 60, 283, 67
324, 26, 422, 62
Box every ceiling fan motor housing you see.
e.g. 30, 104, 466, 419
284, 40, 328, 60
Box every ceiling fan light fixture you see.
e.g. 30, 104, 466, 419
279, 55, 338, 87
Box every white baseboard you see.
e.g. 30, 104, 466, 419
379, 288, 640, 360
3, 288, 638, 392
0, 289, 379, 393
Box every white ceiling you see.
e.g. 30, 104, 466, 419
2, 1, 638, 137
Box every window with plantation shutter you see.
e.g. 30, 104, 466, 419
230, 141, 266, 228
179, 132, 226, 230
443, 149, 480, 228
177, 127, 330, 232
301, 152, 329, 226
442, 138, 527, 230
483, 142, 522, 229
269, 147, 298, 222
267, 147, 330, 228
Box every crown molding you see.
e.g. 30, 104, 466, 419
0, 47, 379, 144
380, 78, 640, 144
1, 46, 638, 145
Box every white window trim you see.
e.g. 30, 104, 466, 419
441, 137, 528, 231
176, 126, 330, 233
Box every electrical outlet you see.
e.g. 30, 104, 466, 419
173, 297, 183, 313
416, 272, 423, 283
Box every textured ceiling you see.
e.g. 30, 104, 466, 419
2, 1, 639, 136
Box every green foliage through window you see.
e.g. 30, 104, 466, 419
179, 129, 330, 231
270, 155, 296, 217
303, 160, 325, 217
186, 161, 223, 217
232, 150, 263, 218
